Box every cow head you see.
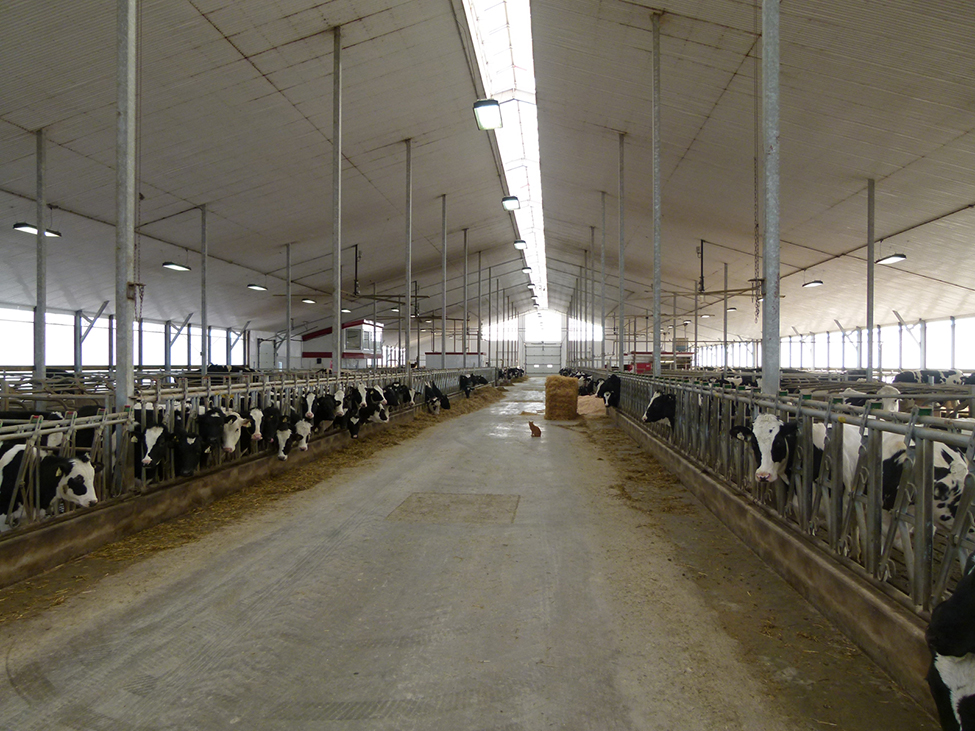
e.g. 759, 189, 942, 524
222, 412, 250, 453
730, 413, 799, 484
58, 454, 100, 508
642, 392, 676, 427
293, 418, 312, 451
173, 433, 203, 477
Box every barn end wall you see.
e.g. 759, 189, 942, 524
611, 409, 936, 716
0, 409, 416, 592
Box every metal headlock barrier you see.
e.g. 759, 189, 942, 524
0, 366, 498, 538
592, 369, 975, 616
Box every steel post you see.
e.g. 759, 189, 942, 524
760, 0, 781, 395
332, 25, 343, 379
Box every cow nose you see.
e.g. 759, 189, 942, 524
223, 446, 234, 453
142, 457, 153, 466
305, 411, 314, 418
756, 472, 771, 482
278, 454, 288, 461
253, 434, 262, 441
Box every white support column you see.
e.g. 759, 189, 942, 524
760, 0, 781, 395
651, 13, 662, 379
618, 134, 626, 370
33, 129, 47, 382
332, 25, 343, 379
115, 0, 137, 408
404, 138, 412, 377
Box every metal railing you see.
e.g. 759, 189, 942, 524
0, 366, 498, 537
605, 370, 975, 614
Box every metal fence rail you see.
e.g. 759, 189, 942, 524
602, 369, 975, 614
0, 366, 498, 538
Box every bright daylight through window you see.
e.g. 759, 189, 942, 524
463, 0, 548, 307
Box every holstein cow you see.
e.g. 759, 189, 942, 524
196, 407, 250, 465
596, 374, 621, 408
0, 410, 67, 451
459, 374, 474, 398
274, 413, 314, 460
730, 413, 804, 485
0, 445, 98, 529
894, 369, 965, 387
424, 381, 450, 415
131, 407, 170, 483
642, 392, 677, 428
927, 554, 975, 731
840, 384, 901, 411
171, 413, 203, 477
347, 403, 389, 439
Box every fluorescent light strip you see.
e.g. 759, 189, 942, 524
463, 0, 548, 309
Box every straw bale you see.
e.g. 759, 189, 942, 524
545, 376, 579, 420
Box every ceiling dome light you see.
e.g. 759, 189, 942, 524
162, 261, 191, 272
341, 308, 352, 313
391, 308, 400, 313
472, 99, 502, 130
513, 239, 527, 250
301, 298, 316, 304
700, 314, 711, 318
502, 196, 520, 211
802, 279, 824, 288
521, 266, 531, 273
727, 306, 737, 312
247, 283, 267, 291
876, 253, 907, 265
13, 222, 60, 237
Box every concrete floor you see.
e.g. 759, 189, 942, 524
0, 378, 938, 730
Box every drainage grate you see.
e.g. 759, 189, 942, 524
386, 492, 520, 524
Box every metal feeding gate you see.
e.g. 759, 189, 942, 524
598, 370, 975, 614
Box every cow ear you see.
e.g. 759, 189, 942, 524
55, 467, 63, 478
130, 435, 139, 443
730, 426, 752, 441
92, 461, 104, 472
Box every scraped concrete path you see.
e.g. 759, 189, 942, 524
0, 379, 934, 729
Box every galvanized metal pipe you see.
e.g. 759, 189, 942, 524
463, 228, 469, 370
404, 138, 412, 378
332, 25, 343, 379
760, 0, 781, 395
34, 128, 46, 382
618, 133, 626, 370
652, 13, 662, 379
201, 204, 208, 374
723, 263, 729, 370
115, 0, 137, 407
441, 194, 447, 366
477, 251, 482, 365
601, 191, 607, 367
284, 243, 292, 370
866, 178, 875, 380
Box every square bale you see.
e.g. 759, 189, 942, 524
545, 375, 580, 420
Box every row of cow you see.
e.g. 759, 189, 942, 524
626, 385, 974, 729
0, 376, 481, 532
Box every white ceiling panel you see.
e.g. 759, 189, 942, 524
1, 0, 974, 352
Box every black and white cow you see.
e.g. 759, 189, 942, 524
424, 381, 450, 414
0, 410, 67, 451
731, 413, 804, 484
386, 383, 415, 408
0, 446, 99, 528
171, 413, 203, 477
311, 393, 341, 432
365, 385, 387, 407
460, 374, 474, 398
347, 403, 389, 439
893, 370, 965, 387
840, 384, 901, 411
131, 408, 170, 482
197, 407, 250, 464
596, 374, 621, 408
642, 392, 676, 428
927, 554, 975, 731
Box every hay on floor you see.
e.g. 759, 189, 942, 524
545, 375, 579, 420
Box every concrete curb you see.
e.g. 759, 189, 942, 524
612, 409, 935, 714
